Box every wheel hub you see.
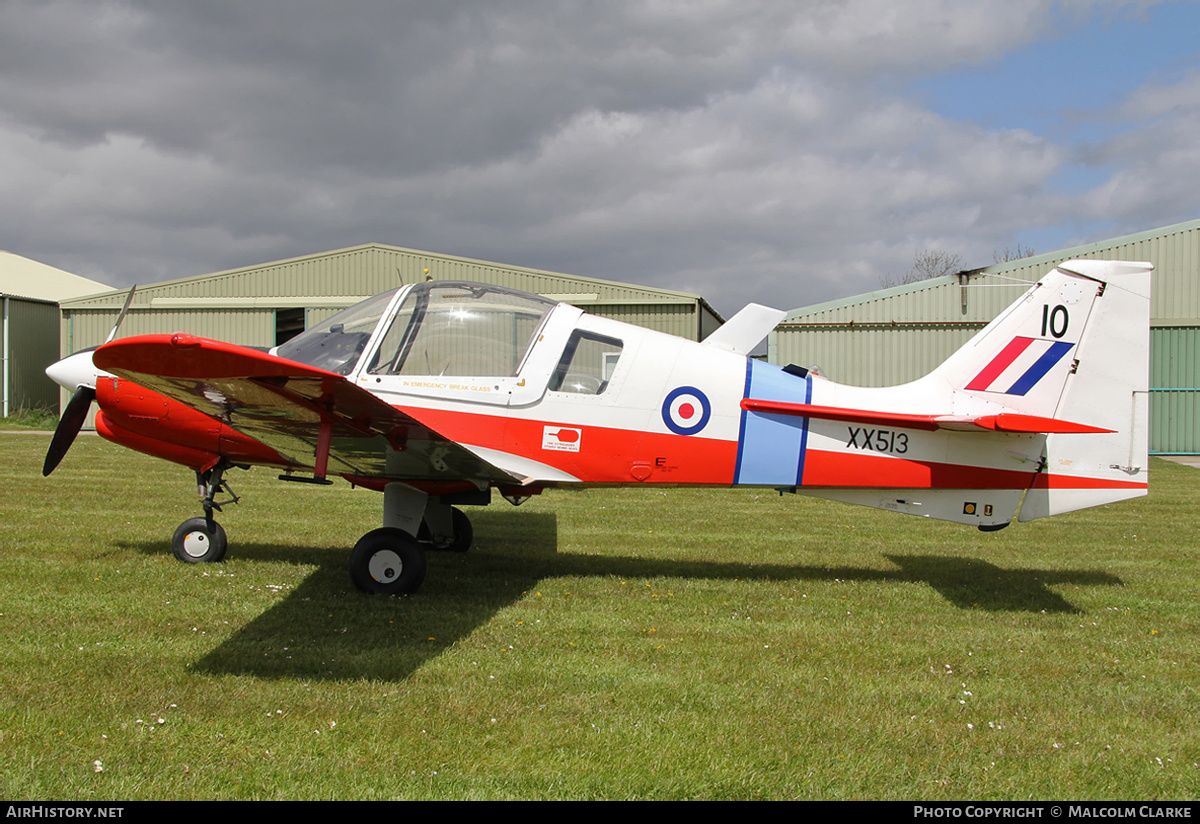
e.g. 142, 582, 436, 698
367, 549, 403, 583
181, 531, 210, 559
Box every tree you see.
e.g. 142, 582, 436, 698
993, 243, 1037, 263
880, 249, 962, 289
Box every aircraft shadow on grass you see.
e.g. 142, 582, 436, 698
122, 511, 1125, 683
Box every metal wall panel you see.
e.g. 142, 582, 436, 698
62, 309, 276, 354
1150, 326, 1200, 454
53, 244, 722, 427
588, 303, 698, 340
980, 222, 1200, 322
58, 244, 720, 353
776, 321, 984, 386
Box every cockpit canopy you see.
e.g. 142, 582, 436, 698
276, 282, 559, 378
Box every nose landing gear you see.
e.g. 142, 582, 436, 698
170, 459, 239, 564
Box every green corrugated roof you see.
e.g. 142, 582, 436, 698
60, 243, 720, 317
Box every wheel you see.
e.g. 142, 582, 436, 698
171, 517, 228, 563
349, 528, 427, 595
445, 507, 473, 553
417, 507, 474, 553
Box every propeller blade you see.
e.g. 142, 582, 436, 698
104, 284, 137, 344
42, 385, 96, 477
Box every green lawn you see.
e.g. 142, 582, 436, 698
1, 433, 1196, 799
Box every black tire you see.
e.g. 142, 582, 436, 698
445, 507, 473, 553
349, 527, 427, 595
171, 517, 228, 563
417, 507, 474, 553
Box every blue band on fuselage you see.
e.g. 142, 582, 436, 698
734, 360, 812, 486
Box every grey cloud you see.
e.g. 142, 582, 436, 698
0, 1, 1193, 315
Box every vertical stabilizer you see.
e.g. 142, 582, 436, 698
1015, 260, 1152, 520
916, 258, 1152, 519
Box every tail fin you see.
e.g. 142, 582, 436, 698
1018, 260, 1151, 519
927, 259, 1152, 519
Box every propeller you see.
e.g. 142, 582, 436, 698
42, 285, 136, 476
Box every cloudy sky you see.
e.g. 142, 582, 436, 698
2, 0, 1198, 315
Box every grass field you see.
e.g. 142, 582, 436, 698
0, 432, 1196, 800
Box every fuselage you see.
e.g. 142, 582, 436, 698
57, 266, 1150, 532
64, 279, 1041, 492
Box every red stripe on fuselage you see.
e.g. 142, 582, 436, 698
399, 406, 738, 485
802, 449, 1037, 489
1030, 473, 1147, 491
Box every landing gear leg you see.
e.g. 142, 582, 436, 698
347, 485, 483, 594
419, 503, 473, 553
197, 459, 239, 521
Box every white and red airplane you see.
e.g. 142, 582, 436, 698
44, 259, 1151, 595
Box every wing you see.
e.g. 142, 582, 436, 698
93, 333, 519, 484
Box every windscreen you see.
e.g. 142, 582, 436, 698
275, 288, 400, 375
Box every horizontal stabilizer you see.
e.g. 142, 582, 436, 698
739, 399, 1113, 434
969, 413, 1113, 434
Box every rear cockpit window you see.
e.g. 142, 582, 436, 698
548, 331, 623, 395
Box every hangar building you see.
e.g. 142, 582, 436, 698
768, 218, 1200, 455
56, 243, 723, 417
1, 251, 111, 416
58, 243, 723, 352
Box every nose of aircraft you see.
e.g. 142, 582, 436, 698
42, 349, 110, 477
45, 348, 103, 392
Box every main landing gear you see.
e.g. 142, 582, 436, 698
349, 528, 427, 595
167, 468, 475, 596
347, 485, 476, 596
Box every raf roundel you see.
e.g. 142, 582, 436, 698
661, 386, 712, 436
